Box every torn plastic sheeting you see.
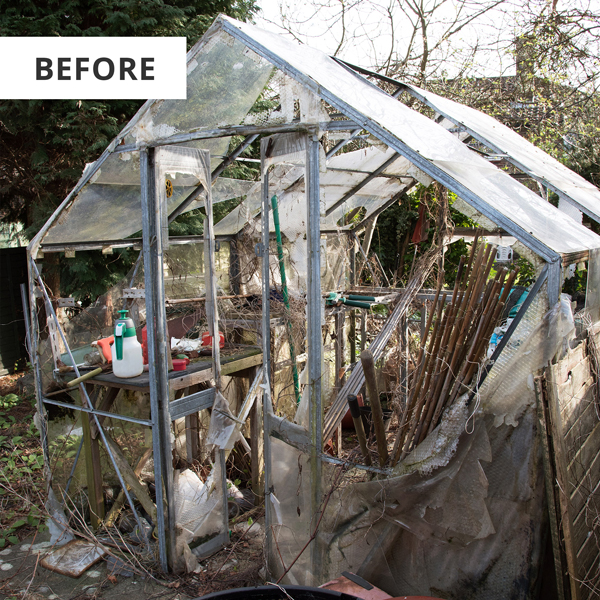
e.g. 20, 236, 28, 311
206, 390, 239, 451
267, 439, 314, 586
328, 406, 493, 549
174, 468, 220, 540
46, 486, 75, 547
348, 410, 546, 599
174, 466, 225, 572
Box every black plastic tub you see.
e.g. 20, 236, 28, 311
195, 585, 363, 600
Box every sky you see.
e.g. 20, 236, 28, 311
254, 0, 520, 78
253, 0, 600, 89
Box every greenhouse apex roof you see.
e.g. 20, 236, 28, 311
218, 15, 600, 261
400, 83, 600, 225
32, 14, 600, 264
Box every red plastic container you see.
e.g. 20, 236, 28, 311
202, 331, 225, 349
142, 326, 148, 365
172, 358, 189, 371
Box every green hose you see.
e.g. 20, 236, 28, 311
271, 195, 301, 405
347, 294, 376, 302
341, 298, 373, 309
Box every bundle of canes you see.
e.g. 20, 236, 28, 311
390, 235, 519, 466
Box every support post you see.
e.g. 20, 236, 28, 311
203, 149, 222, 385
349, 243, 356, 364
260, 155, 274, 577
22, 272, 51, 477
82, 384, 104, 528
140, 146, 173, 572
306, 132, 323, 583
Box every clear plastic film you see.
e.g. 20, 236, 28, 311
480, 290, 575, 428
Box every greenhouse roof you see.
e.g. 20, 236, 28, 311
32, 15, 600, 266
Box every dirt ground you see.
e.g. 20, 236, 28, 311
0, 516, 265, 600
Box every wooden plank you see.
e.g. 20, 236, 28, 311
570, 445, 600, 518
83, 347, 262, 391
169, 367, 214, 390
90, 387, 120, 440
581, 551, 600, 600
573, 486, 600, 554
221, 352, 263, 376
82, 385, 104, 529
553, 342, 587, 385
545, 370, 582, 599
558, 357, 592, 410
561, 380, 595, 435
565, 399, 600, 466
185, 413, 200, 463
576, 524, 600, 583
557, 357, 592, 411
534, 376, 567, 600
103, 435, 157, 526
568, 420, 600, 489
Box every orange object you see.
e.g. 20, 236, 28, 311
341, 392, 364, 429
94, 336, 114, 363
320, 572, 392, 599
201, 331, 225, 349
142, 326, 148, 364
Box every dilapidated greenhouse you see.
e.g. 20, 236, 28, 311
25, 14, 600, 600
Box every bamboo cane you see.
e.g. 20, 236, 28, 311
460, 266, 520, 387
419, 242, 490, 438
361, 350, 388, 466
397, 295, 449, 459
446, 270, 506, 407
390, 274, 445, 462
408, 242, 483, 447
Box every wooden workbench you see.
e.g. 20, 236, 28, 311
83, 346, 262, 392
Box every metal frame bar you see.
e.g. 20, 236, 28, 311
260, 154, 274, 578
306, 133, 323, 581
140, 146, 172, 571
219, 18, 561, 266
41, 397, 153, 426
167, 134, 259, 224
202, 149, 222, 384
39, 235, 235, 254
114, 121, 359, 154
169, 388, 216, 421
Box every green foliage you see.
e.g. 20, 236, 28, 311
0, 511, 44, 548
372, 193, 418, 282
0, 394, 19, 410
58, 247, 139, 304
0, 390, 47, 548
